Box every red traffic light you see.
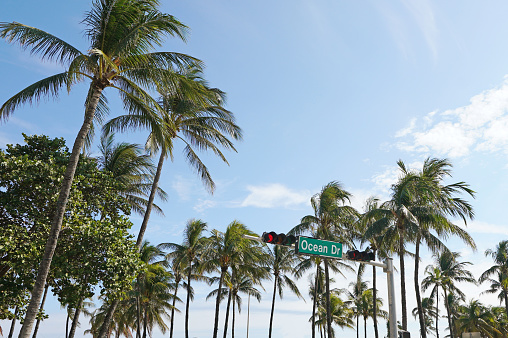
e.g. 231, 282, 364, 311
261, 232, 296, 246
346, 250, 375, 262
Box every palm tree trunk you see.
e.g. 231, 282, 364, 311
246, 294, 250, 338
356, 314, 360, 338
414, 238, 427, 338
435, 288, 439, 338
136, 294, 141, 338
364, 315, 367, 338
504, 288, 508, 324
18, 84, 103, 338
8, 306, 18, 338
312, 268, 319, 338
136, 151, 164, 247
185, 264, 193, 338
32, 284, 49, 338
169, 278, 180, 338
213, 269, 226, 338
223, 290, 232, 338
97, 299, 119, 338
142, 303, 148, 338
68, 298, 83, 338
399, 231, 408, 331
65, 311, 69, 338
324, 259, 332, 338
372, 264, 379, 338
443, 288, 453, 338
232, 296, 236, 338
269, 275, 277, 338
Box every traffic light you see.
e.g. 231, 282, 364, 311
346, 249, 375, 262
261, 232, 296, 246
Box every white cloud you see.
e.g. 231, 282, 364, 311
240, 183, 311, 209
467, 220, 508, 236
396, 77, 508, 158
193, 199, 217, 213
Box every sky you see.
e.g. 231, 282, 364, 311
2, 0, 508, 337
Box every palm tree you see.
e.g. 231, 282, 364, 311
410, 158, 475, 338
364, 158, 475, 333
412, 297, 437, 337
229, 272, 263, 338
357, 288, 387, 338
266, 245, 304, 338
455, 300, 502, 338
479, 240, 508, 317
203, 221, 264, 338
314, 291, 354, 338
160, 253, 186, 338
291, 181, 358, 338
104, 67, 242, 249
132, 242, 173, 338
97, 132, 167, 216
480, 271, 508, 320
344, 269, 369, 338
422, 251, 476, 338
158, 219, 208, 338
0, 1, 200, 334
360, 197, 392, 338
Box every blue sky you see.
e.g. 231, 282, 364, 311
2, 1, 508, 337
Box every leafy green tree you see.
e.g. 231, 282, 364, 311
159, 219, 208, 338
1, 1, 200, 334
479, 240, 508, 317
0, 135, 140, 331
291, 181, 358, 338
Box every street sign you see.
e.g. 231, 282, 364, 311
295, 236, 342, 259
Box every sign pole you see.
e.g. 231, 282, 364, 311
384, 258, 398, 338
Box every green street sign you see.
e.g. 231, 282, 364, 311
295, 236, 343, 259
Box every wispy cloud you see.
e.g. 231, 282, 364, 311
396, 76, 508, 158
240, 183, 311, 209
402, 0, 439, 59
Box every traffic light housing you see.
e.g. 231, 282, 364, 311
261, 232, 296, 246
346, 249, 375, 262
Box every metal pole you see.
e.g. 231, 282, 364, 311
384, 258, 398, 338
246, 294, 250, 338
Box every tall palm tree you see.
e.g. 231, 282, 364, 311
266, 245, 304, 338
158, 219, 208, 338
410, 158, 475, 338
479, 240, 508, 317
365, 158, 475, 333
422, 251, 476, 338
344, 268, 369, 338
104, 67, 242, 249
203, 221, 264, 338
0, 1, 200, 334
97, 132, 167, 216
359, 196, 392, 338
100, 67, 241, 336
291, 181, 358, 338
